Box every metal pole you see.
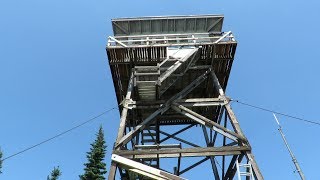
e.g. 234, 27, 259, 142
272, 113, 305, 180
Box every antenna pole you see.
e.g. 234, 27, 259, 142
272, 113, 305, 180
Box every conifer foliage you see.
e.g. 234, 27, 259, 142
80, 126, 107, 180
47, 166, 61, 180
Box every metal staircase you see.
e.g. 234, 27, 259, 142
141, 126, 159, 168
134, 66, 160, 101
158, 47, 200, 96
134, 47, 200, 101
133, 47, 201, 171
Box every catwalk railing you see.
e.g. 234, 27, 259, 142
107, 31, 235, 48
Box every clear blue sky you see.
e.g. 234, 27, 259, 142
1, 0, 319, 179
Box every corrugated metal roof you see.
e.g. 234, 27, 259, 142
111, 15, 224, 36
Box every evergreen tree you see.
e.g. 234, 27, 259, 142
80, 126, 107, 180
47, 166, 61, 180
0, 149, 3, 174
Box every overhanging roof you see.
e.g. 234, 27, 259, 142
111, 15, 224, 36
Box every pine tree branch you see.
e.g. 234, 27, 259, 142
80, 125, 107, 180
48, 166, 61, 180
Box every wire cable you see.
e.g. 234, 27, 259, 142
232, 99, 320, 126
2, 106, 118, 161
214, 157, 222, 170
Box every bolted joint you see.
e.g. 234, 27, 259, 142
218, 95, 230, 105
120, 99, 135, 109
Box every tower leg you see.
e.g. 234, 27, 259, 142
108, 67, 263, 180
108, 162, 117, 180
211, 71, 263, 180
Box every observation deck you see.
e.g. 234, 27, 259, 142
106, 15, 237, 126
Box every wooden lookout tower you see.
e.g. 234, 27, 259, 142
106, 15, 263, 180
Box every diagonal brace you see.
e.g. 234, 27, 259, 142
112, 154, 187, 180
172, 104, 246, 142
115, 69, 212, 148
159, 124, 195, 143
160, 130, 200, 147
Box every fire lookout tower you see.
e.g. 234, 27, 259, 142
106, 15, 263, 180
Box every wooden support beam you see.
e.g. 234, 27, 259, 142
172, 104, 246, 142
211, 70, 264, 180
135, 144, 181, 149
222, 113, 227, 178
111, 154, 186, 180
211, 70, 225, 96
108, 73, 134, 179
174, 98, 226, 107
115, 73, 134, 147
116, 106, 168, 148
115, 69, 211, 148
129, 98, 225, 109
224, 104, 263, 180
114, 146, 250, 159
202, 126, 220, 180
108, 162, 117, 180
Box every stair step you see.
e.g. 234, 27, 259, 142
240, 172, 252, 176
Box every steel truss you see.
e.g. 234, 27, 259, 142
108, 67, 263, 180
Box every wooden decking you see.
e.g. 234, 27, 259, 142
107, 42, 237, 126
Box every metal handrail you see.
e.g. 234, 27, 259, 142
107, 31, 235, 48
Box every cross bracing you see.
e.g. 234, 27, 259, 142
106, 15, 262, 180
